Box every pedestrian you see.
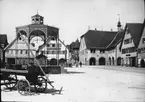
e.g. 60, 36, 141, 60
79, 62, 82, 67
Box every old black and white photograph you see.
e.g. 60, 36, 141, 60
0, 0, 145, 101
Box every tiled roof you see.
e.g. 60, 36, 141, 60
126, 23, 143, 47
0, 34, 8, 46
82, 30, 117, 49
107, 31, 124, 49
32, 14, 43, 18
70, 39, 80, 49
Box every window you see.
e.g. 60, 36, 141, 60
90, 49, 95, 53
25, 51, 27, 54
36, 18, 39, 21
52, 51, 55, 54
100, 49, 105, 53
124, 38, 132, 44
47, 51, 49, 54
52, 44, 55, 47
142, 38, 145, 44
51, 37, 55, 40
20, 50, 23, 54
47, 44, 50, 47
122, 47, 136, 54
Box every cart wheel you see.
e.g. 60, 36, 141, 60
35, 76, 47, 92
4, 74, 17, 89
17, 79, 30, 95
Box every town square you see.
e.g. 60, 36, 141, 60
0, 0, 145, 102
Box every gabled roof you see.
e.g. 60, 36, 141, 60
4, 37, 36, 51
125, 23, 143, 48
70, 39, 80, 49
107, 30, 124, 49
4, 38, 17, 51
81, 30, 117, 49
0, 34, 8, 46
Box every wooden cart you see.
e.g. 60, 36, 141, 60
0, 64, 55, 95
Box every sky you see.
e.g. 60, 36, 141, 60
0, 0, 144, 45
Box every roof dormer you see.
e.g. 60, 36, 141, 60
31, 13, 44, 24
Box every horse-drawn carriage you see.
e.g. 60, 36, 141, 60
0, 63, 58, 95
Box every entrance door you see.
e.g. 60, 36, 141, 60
89, 57, 96, 65
7, 58, 15, 64
50, 58, 57, 65
109, 57, 111, 65
99, 57, 105, 65
141, 59, 145, 68
117, 57, 121, 65
131, 57, 136, 67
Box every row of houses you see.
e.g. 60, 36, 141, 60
1, 14, 145, 68
79, 20, 145, 67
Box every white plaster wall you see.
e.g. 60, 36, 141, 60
138, 26, 145, 49
122, 32, 135, 49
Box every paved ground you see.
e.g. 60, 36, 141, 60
1, 66, 145, 102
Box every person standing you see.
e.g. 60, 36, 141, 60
79, 62, 82, 67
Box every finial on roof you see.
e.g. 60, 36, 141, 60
118, 14, 120, 22
117, 14, 121, 28
37, 10, 39, 14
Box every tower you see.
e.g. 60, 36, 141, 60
117, 14, 122, 31
31, 13, 44, 24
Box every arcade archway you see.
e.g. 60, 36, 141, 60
50, 58, 57, 65
29, 30, 45, 42
89, 57, 96, 65
112, 57, 114, 65
99, 57, 105, 65
117, 57, 121, 65
109, 57, 111, 65
140, 59, 145, 68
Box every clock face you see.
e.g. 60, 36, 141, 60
30, 36, 44, 50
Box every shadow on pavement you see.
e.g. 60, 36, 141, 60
66, 71, 85, 74
1, 86, 63, 96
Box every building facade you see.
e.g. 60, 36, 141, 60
79, 30, 118, 65
4, 13, 67, 66
107, 31, 124, 66
137, 20, 145, 67
67, 39, 80, 66
5, 37, 36, 65
0, 34, 8, 68
121, 23, 144, 67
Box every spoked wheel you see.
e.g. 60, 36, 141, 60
35, 76, 47, 92
4, 74, 17, 90
17, 79, 30, 95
